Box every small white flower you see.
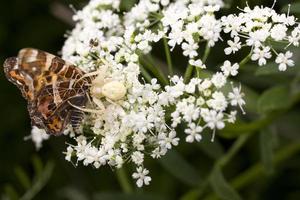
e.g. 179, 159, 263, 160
228, 111, 237, 123
131, 151, 144, 165
189, 59, 206, 69
203, 110, 225, 130
182, 42, 199, 58
224, 37, 241, 55
65, 146, 74, 162
271, 24, 287, 41
168, 21, 184, 49
211, 72, 227, 88
220, 60, 239, 76
228, 85, 245, 114
246, 29, 270, 47
132, 167, 151, 187
158, 130, 179, 149
151, 147, 166, 159
275, 51, 294, 71
251, 46, 272, 66
288, 27, 300, 46
161, 0, 170, 6
184, 123, 203, 143
221, 14, 242, 37
207, 91, 228, 111
26, 126, 49, 150
115, 155, 124, 168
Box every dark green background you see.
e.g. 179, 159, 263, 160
1, 0, 300, 199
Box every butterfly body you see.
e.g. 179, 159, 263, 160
4, 48, 90, 135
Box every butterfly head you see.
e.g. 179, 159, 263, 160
4, 57, 21, 84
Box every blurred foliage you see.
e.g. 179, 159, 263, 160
1, 0, 300, 200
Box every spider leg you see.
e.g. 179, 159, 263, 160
75, 65, 108, 84
68, 101, 104, 114
105, 97, 118, 106
86, 92, 93, 105
92, 97, 106, 111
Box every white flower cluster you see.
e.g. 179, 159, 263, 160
221, 5, 299, 71
63, 0, 225, 72
25, 0, 297, 188
25, 126, 49, 150
59, 0, 248, 187
62, 0, 123, 71
63, 71, 243, 187
123, 0, 224, 69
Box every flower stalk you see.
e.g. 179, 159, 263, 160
163, 36, 174, 76
116, 167, 133, 194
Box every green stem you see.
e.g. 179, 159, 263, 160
239, 52, 252, 68
140, 56, 168, 85
196, 43, 211, 78
163, 36, 173, 76
184, 64, 194, 83
202, 43, 211, 63
217, 134, 250, 168
144, 55, 169, 85
185, 42, 211, 82
140, 66, 153, 83
116, 167, 133, 194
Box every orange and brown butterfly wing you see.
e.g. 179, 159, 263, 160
32, 82, 88, 135
3, 48, 90, 135
4, 56, 36, 100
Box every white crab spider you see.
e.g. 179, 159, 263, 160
71, 61, 127, 114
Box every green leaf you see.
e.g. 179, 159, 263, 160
14, 166, 31, 190
281, 3, 300, 14
180, 190, 201, 200
259, 128, 275, 174
257, 85, 291, 114
209, 167, 242, 200
255, 63, 298, 76
159, 150, 202, 186
255, 63, 280, 76
220, 117, 273, 138
93, 192, 166, 200
120, 0, 137, 11
115, 167, 133, 194
239, 84, 259, 113
58, 187, 89, 200
31, 155, 43, 178
3, 184, 20, 200
20, 161, 54, 200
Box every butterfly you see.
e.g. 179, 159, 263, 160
3, 48, 91, 136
